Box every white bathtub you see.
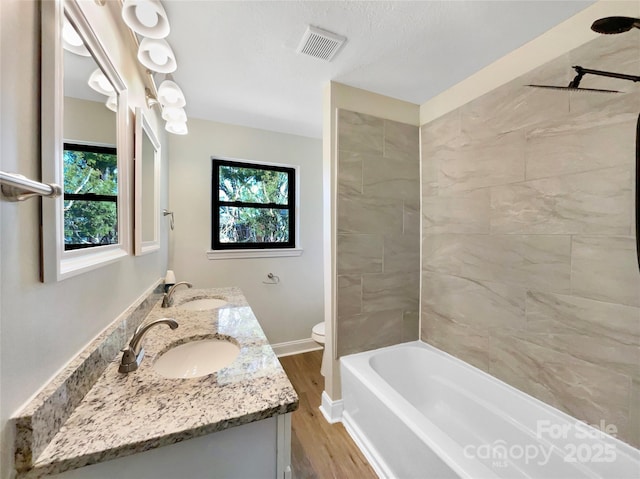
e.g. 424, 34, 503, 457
341, 341, 640, 479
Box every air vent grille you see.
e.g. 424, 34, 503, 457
297, 26, 346, 61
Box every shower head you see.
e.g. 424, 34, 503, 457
591, 16, 640, 34
526, 65, 640, 94
526, 84, 621, 94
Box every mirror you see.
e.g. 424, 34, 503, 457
134, 108, 161, 255
41, 0, 131, 282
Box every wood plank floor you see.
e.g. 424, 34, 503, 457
279, 350, 377, 479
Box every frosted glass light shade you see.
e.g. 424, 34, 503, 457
165, 121, 188, 135
157, 80, 186, 108
88, 68, 115, 96
162, 106, 187, 123
105, 94, 118, 112
138, 38, 177, 73
122, 0, 170, 39
62, 17, 90, 56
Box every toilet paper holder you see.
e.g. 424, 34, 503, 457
262, 273, 280, 285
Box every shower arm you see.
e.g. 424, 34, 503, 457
572, 66, 640, 84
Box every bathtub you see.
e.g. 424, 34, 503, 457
341, 341, 640, 479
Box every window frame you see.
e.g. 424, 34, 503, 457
211, 157, 298, 252
63, 142, 119, 251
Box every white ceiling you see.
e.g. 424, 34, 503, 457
162, 1, 595, 138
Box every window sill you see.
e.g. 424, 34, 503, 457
206, 248, 303, 260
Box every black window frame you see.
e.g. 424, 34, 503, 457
63, 142, 118, 251
212, 157, 296, 250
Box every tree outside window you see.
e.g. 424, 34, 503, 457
212, 158, 295, 249
63, 143, 118, 250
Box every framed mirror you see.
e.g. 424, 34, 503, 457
41, 0, 131, 282
134, 108, 161, 255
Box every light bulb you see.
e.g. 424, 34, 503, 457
162, 106, 186, 123
88, 68, 114, 96
165, 121, 188, 135
138, 38, 176, 73
122, 0, 170, 39
105, 94, 117, 112
62, 17, 90, 56
157, 80, 186, 108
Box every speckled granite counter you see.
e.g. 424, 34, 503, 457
16, 287, 298, 478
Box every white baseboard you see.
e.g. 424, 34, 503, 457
342, 411, 388, 479
271, 338, 322, 358
319, 391, 343, 424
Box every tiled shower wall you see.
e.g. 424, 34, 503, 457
336, 109, 420, 357
420, 34, 640, 447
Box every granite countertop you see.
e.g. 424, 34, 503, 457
26, 287, 298, 477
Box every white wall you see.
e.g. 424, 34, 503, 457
0, 1, 168, 476
167, 118, 324, 344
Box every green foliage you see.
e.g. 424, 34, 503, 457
63, 149, 118, 248
218, 165, 291, 244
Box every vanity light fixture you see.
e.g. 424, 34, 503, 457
87, 68, 115, 96
62, 17, 90, 56
137, 37, 177, 73
145, 88, 160, 109
122, 0, 170, 39
165, 120, 188, 135
105, 94, 118, 112
157, 79, 186, 108
161, 106, 187, 123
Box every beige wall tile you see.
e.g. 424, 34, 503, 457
337, 150, 363, 195
422, 234, 571, 293
403, 199, 421, 237
337, 310, 403, 357
338, 109, 384, 155
422, 317, 490, 372
525, 119, 636, 180
490, 166, 633, 235
538, 361, 631, 441
383, 234, 420, 273
571, 236, 640, 307
422, 272, 526, 332
420, 108, 466, 153
384, 119, 419, 162
461, 76, 569, 140
337, 275, 362, 318
489, 330, 632, 442
338, 193, 404, 235
438, 131, 526, 194
362, 272, 419, 313
525, 291, 640, 346
402, 311, 419, 342
337, 234, 383, 275
362, 157, 419, 201
630, 379, 640, 449
423, 189, 490, 234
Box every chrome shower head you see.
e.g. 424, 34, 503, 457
591, 16, 640, 34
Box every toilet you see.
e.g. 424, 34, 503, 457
311, 322, 328, 377
311, 322, 325, 345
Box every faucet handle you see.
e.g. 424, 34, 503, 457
118, 346, 145, 373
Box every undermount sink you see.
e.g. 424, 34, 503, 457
153, 339, 240, 379
178, 298, 228, 311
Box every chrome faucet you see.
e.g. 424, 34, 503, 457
118, 318, 179, 373
162, 281, 192, 308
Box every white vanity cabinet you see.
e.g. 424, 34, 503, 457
52, 414, 292, 479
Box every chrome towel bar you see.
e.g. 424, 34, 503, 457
0, 171, 62, 201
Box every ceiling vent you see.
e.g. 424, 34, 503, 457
297, 26, 346, 62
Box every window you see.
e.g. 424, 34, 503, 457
212, 158, 296, 250
63, 142, 118, 250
